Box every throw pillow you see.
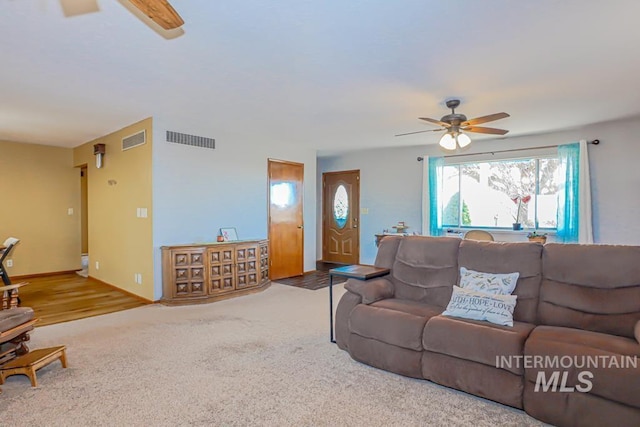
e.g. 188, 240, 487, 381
442, 286, 517, 327
459, 267, 519, 295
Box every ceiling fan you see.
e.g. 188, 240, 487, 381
127, 0, 184, 30
396, 99, 510, 150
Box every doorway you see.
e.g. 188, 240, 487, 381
322, 170, 360, 265
268, 159, 304, 280
79, 166, 89, 277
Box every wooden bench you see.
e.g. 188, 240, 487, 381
0, 345, 67, 387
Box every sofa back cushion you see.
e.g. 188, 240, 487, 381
540, 243, 640, 338
389, 236, 461, 308
374, 235, 403, 269
458, 240, 542, 324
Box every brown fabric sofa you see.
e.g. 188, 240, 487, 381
335, 236, 640, 427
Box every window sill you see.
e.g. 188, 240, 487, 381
446, 229, 557, 243
446, 228, 556, 236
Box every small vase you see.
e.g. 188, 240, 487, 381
512, 223, 522, 230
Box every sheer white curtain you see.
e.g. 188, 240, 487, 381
421, 156, 430, 235
421, 156, 445, 236
578, 140, 594, 243
557, 139, 593, 243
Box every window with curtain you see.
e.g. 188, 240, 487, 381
426, 142, 592, 241
440, 155, 561, 230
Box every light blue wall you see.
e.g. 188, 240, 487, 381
318, 116, 640, 265
317, 146, 425, 265
152, 119, 317, 300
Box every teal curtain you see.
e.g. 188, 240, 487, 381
557, 143, 580, 242
428, 157, 445, 236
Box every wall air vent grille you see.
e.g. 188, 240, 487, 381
122, 130, 146, 151
166, 131, 216, 150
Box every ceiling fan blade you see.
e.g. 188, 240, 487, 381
419, 117, 451, 127
463, 126, 509, 135
127, 0, 184, 29
461, 112, 510, 127
395, 129, 444, 137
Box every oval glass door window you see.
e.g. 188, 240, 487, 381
333, 185, 349, 229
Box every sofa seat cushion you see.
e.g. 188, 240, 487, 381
349, 299, 442, 351
423, 315, 536, 375
0, 307, 34, 331
525, 326, 640, 409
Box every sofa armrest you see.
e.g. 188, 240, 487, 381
344, 277, 394, 304
635, 320, 640, 344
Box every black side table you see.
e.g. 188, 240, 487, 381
329, 265, 390, 343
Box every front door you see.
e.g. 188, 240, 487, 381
322, 170, 360, 264
268, 159, 304, 280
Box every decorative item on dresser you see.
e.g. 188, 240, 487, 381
219, 227, 239, 242
161, 239, 270, 305
391, 221, 409, 233
375, 222, 411, 247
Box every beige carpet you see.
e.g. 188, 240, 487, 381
0, 283, 544, 426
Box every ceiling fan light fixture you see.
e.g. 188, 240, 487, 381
457, 132, 471, 148
439, 133, 457, 150
397, 99, 509, 148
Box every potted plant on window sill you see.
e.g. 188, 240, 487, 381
511, 195, 531, 230
527, 231, 547, 244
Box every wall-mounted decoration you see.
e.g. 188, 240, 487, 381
93, 143, 106, 168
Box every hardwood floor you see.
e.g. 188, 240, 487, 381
16, 273, 149, 327
274, 261, 347, 290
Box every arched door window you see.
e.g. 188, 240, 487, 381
333, 184, 348, 229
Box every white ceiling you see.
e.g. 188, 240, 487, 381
2, 0, 640, 155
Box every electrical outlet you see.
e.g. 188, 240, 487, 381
6, 259, 13, 268
68, 208, 74, 215
95, 261, 100, 270
361, 208, 369, 215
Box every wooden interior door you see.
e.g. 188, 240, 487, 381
323, 170, 360, 264
268, 159, 304, 280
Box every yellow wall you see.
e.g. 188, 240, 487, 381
73, 118, 154, 301
0, 141, 81, 276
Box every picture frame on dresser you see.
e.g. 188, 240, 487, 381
220, 227, 238, 242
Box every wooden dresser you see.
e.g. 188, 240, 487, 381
161, 239, 270, 305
